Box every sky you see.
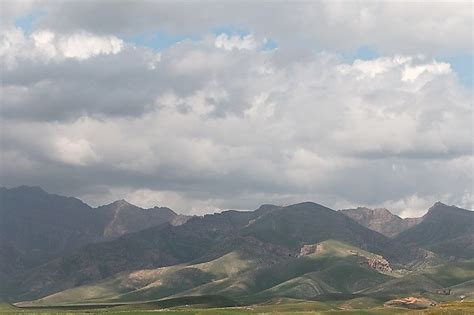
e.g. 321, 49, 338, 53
1, 1, 473, 217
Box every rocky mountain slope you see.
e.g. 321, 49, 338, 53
340, 207, 421, 237
96, 199, 178, 240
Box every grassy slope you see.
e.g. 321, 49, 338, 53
13, 208, 267, 302
24, 249, 272, 306
21, 240, 394, 306
249, 241, 393, 301
365, 259, 474, 298
173, 240, 393, 302
21, 241, 472, 312
448, 280, 474, 300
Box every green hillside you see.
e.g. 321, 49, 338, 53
22, 240, 397, 307
25, 249, 264, 306
365, 259, 474, 298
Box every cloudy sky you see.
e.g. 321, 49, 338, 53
1, 1, 473, 216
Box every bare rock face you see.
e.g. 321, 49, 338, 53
299, 244, 323, 256
362, 257, 393, 273
340, 207, 421, 237
170, 214, 192, 226
384, 297, 437, 309
298, 241, 393, 274
97, 200, 177, 239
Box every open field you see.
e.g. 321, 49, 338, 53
2, 301, 474, 315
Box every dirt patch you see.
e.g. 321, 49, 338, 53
384, 297, 437, 309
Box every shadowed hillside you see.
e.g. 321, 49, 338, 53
0, 186, 182, 300
395, 202, 474, 259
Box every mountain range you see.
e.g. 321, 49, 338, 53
1, 185, 473, 311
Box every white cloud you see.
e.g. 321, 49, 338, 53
0, 27, 28, 69
52, 137, 98, 166
337, 56, 410, 78
402, 62, 451, 82
0, 27, 123, 68
244, 93, 275, 120
32, 30, 123, 60
378, 194, 439, 218
55, 32, 123, 59
215, 33, 258, 51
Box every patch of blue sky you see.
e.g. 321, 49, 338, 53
125, 32, 199, 51
443, 54, 473, 89
126, 26, 249, 50
341, 45, 380, 62
14, 10, 45, 34
262, 38, 278, 51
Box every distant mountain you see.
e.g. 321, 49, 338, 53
0, 186, 101, 267
395, 202, 474, 259
97, 199, 178, 240
0, 186, 180, 263
11, 202, 435, 301
240, 202, 426, 265
340, 207, 421, 237
0, 186, 182, 299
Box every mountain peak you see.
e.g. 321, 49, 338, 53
340, 206, 418, 238
343, 206, 398, 218
425, 202, 469, 217
396, 202, 473, 249
107, 199, 136, 208
152, 206, 177, 216
373, 207, 393, 214
431, 201, 448, 208
286, 201, 330, 210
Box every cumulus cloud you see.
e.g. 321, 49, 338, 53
0, 1, 472, 216
33, 30, 123, 60
215, 33, 258, 51
1, 27, 123, 69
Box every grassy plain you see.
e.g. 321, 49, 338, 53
2, 301, 474, 315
